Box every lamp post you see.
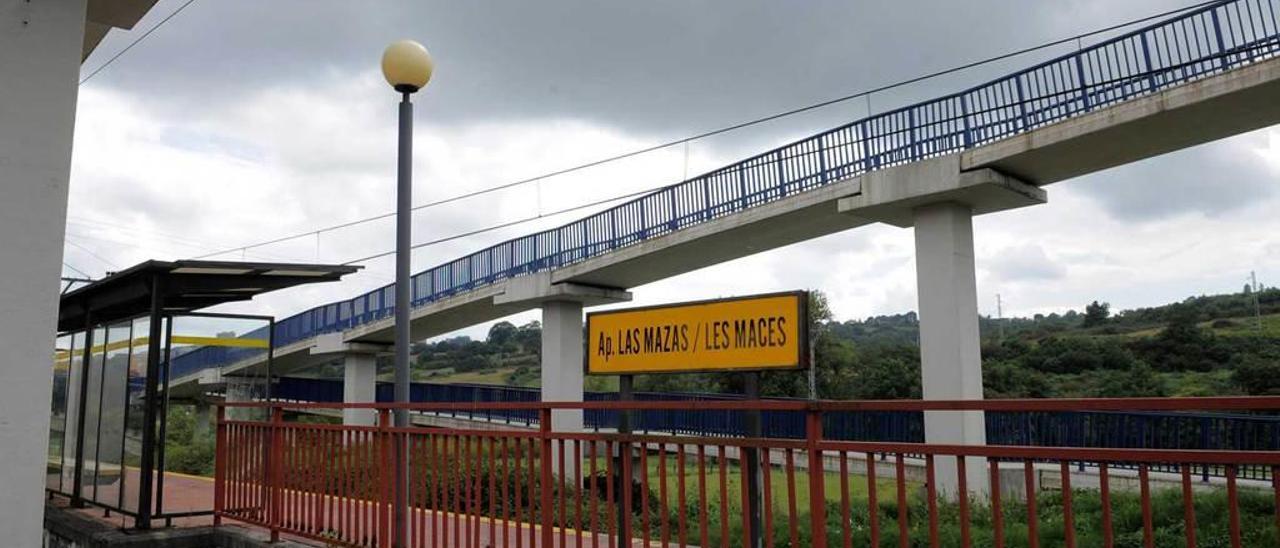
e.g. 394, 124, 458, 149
381, 39, 433, 548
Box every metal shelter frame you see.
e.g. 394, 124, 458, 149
47, 260, 359, 529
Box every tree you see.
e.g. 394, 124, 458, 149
487, 321, 518, 348
983, 360, 1051, 398
1233, 353, 1280, 395
510, 321, 541, 353
1094, 361, 1166, 397
1082, 301, 1110, 328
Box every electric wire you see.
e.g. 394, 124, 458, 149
79, 0, 199, 85
189, 0, 1223, 261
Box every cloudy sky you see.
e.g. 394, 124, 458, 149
66, 0, 1280, 340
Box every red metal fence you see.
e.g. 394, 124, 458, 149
215, 397, 1280, 547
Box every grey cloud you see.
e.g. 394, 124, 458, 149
985, 243, 1066, 283
1072, 133, 1276, 221
86, 0, 1189, 153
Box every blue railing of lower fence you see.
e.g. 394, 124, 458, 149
171, 0, 1280, 377
267, 377, 1280, 480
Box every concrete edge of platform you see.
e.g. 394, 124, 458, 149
43, 503, 314, 548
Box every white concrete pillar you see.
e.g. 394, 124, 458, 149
192, 403, 213, 439
913, 201, 988, 497
343, 353, 378, 426
1, 1, 86, 542
541, 300, 584, 432
224, 379, 257, 422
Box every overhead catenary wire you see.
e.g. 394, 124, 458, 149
337, 34, 1266, 267
61, 261, 91, 279
79, 0, 199, 85
189, 0, 1223, 262
64, 237, 119, 270
340, 186, 657, 265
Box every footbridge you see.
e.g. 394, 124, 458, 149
169, 0, 1280, 490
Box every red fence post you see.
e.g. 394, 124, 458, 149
806, 407, 828, 548
213, 404, 226, 526
540, 408, 555, 548
378, 409, 393, 548
269, 406, 283, 543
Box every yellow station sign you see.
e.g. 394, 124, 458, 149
586, 291, 808, 375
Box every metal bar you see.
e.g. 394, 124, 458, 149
866, 451, 880, 546
896, 453, 908, 548
1227, 465, 1241, 548
1182, 464, 1197, 548
1024, 460, 1039, 548
1100, 463, 1113, 548
70, 312, 93, 508
640, 442, 652, 544
806, 410, 828, 548
590, 440, 600, 548
270, 407, 283, 543
616, 374, 634, 544
607, 440, 618, 548
1140, 465, 1154, 548
762, 445, 773, 548
719, 445, 729, 547
957, 456, 970, 547
135, 274, 165, 529
840, 452, 851, 548
786, 448, 798, 547
926, 455, 939, 548
574, 439, 583, 548
152, 317, 173, 517
990, 459, 1004, 548
527, 436, 537, 548
541, 409, 555, 548
743, 372, 763, 548
1060, 461, 1075, 548
214, 404, 226, 526
659, 443, 671, 547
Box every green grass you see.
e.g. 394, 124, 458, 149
1206, 312, 1280, 337
422, 366, 520, 385
573, 450, 1280, 547
625, 451, 914, 519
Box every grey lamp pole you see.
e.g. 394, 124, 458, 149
382, 39, 434, 548
392, 87, 413, 548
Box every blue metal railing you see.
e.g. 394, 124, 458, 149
176, 0, 1280, 375
268, 377, 1280, 480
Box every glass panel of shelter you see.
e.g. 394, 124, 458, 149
47, 333, 73, 492
48, 312, 271, 518
156, 314, 271, 517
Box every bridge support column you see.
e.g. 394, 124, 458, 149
310, 335, 390, 426
913, 201, 988, 498
343, 353, 378, 427
542, 300, 585, 432
193, 402, 213, 439
838, 160, 1044, 499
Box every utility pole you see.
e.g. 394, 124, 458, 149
996, 293, 1004, 341
1252, 271, 1262, 332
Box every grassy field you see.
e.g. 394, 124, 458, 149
560, 451, 1279, 547
422, 366, 520, 385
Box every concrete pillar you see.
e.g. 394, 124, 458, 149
224, 379, 257, 422
343, 353, 378, 427
541, 300, 584, 432
192, 403, 212, 440
913, 201, 988, 497
0, 2, 86, 543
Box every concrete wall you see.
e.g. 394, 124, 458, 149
1, 1, 87, 545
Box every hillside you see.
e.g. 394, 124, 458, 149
344, 286, 1280, 399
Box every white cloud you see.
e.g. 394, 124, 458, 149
66, 1, 1280, 343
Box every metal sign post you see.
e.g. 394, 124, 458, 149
616, 374, 635, 544
743, 371, 764, 548
585, 291, 811, 548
